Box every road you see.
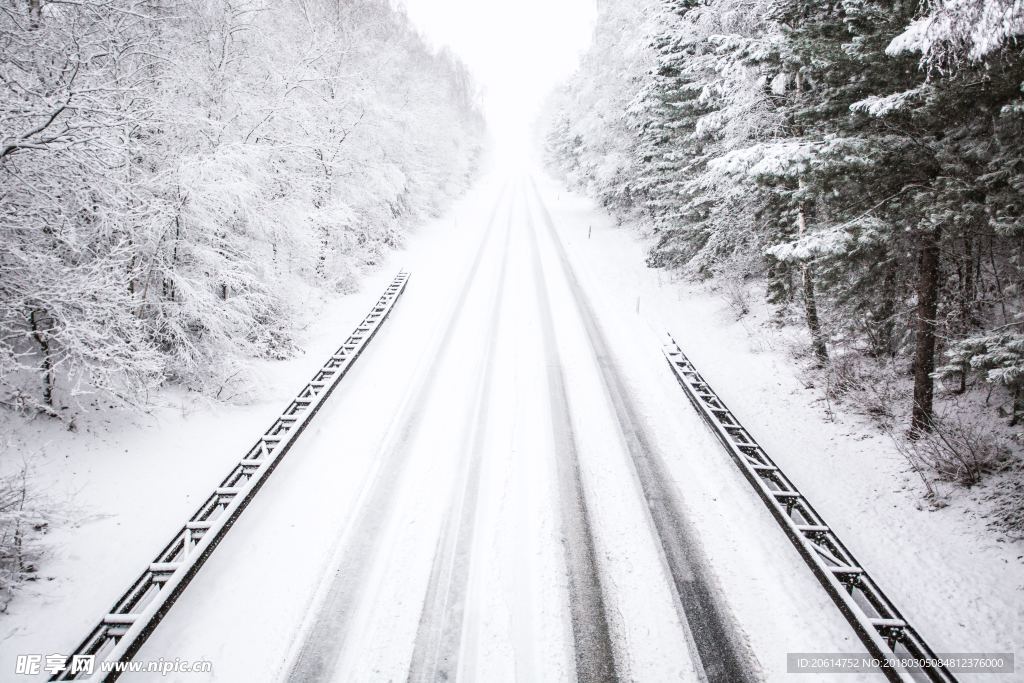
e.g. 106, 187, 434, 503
126, 170, 874, 682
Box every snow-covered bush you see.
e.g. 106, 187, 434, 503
899, 413, 1012, 488
0, 468, 47, 612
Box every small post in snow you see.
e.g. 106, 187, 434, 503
635, 296, 640, 314
588, 225, 592, 239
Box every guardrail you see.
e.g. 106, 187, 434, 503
662, 334, 957, 683
52, 271, 411, 681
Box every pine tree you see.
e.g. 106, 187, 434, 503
628, 0, 710, 267
545, 0, 1024, 432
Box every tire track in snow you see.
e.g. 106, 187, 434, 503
524, 186, 619, 683
524, 177, 756, 683
405, 207, 514, 683
283, 181, 514, 682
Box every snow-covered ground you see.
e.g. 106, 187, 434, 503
530, 172, 1023, 679
0, 161, 1018, 682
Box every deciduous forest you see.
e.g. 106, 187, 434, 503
1, 0, 483, 414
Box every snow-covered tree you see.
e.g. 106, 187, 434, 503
544, 0, 1024, 433
888, 0, 1024, 67
1, 0, 483, 414
543, 0, 657, 217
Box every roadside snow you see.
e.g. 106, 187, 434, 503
531, 171, 1023, 681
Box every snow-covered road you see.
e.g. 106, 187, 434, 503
117, 169, 877, 682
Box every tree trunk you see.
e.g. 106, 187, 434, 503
911, 227, 941, 434
1011, 386, 1022, 427
163, 215, 182, 303
766, 256, 792, 306
960, 233, 976, 329
796, 203, 828, 365
29, 309, 54, 407
872, 260, 898, 359
317, 225, 329, 279
802, 263, 829, 365
315, 169, 329, 279
27, 0, 40, 29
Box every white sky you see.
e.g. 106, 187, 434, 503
399, 0, 597, 149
